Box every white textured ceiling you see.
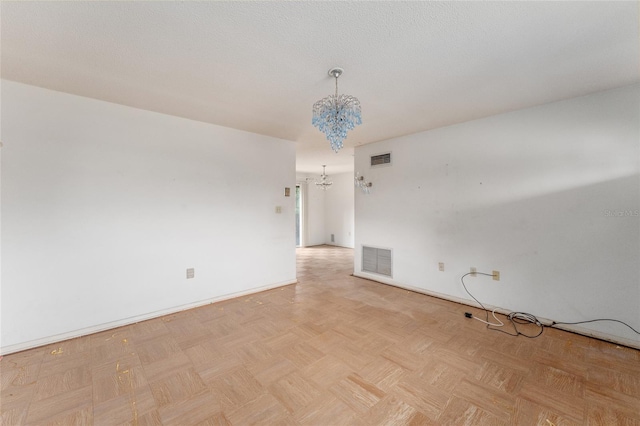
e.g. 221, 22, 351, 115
2, 1, 638, 174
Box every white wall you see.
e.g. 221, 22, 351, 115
1, 81, 296, 353
324, 172, 355, 248
355, 84, 640, 346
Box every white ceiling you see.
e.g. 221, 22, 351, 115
2, 1, 638, 175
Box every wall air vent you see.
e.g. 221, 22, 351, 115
370, 152, 391, 167
362, 246, 392, 277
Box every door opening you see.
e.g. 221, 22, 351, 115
295, 184, 302, 247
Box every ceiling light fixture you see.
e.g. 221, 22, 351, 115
312, 67, 362, 153
315, 165, 332, 190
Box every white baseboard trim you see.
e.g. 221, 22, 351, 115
353, 272, 640, 350
1, 279, 297, 356
326, 243, 355, 249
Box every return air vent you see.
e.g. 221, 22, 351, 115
370, 152, 391, 167
362, 246, 392, 277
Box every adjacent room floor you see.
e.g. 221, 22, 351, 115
1, 245, 639, 424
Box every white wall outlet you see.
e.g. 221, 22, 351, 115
186, 268, 195, 279
470, 267, 477, 277
493, 270, 500, 281
275, 206, 282, 214
438, 262, 445, 272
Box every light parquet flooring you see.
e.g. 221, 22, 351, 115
2, 245, 639, 425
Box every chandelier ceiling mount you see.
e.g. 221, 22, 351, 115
328, 67, 344, 79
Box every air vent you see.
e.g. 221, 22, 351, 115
370, 152, 391, 167
362, 246, 392, 277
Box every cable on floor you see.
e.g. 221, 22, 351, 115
461, 272, 543, 338
550, 318, 639, 335
459, 272, 640, 339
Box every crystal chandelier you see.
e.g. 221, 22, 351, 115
315, 165, 332, 190
312, 67, 362, 153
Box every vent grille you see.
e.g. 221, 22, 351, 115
371, 153, 391, 167
362, 246, 392, 277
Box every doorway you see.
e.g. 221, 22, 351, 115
295, 184, 302, 247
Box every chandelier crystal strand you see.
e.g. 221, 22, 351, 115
312, 68, 362, 153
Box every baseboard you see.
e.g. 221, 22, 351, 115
326, 243, 355, 249
353, 272, 640, 350
301, 244, 354, 249
0, 279, 297, 356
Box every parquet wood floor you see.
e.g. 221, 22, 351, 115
2, 245, 639, 425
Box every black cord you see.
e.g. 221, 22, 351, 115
461, 272, 640, 339
550, 319, 640, 335
460, 272, 544, 338
507, 312, 544, 338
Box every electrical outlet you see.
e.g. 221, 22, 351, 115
493, 270, 500, 281
470, 267, 477, 277
438, 262, 444, 272
186, 268, 195, 279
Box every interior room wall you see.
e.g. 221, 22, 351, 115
354, 84, 640, 346
1, 80, 297, 353
324, 172, 355, 248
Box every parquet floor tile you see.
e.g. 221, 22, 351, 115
329, 373, 386, 415
293, 391, 359, 426
357, 356, 407, 393
1, 245, 639, 424
226, 393, 288, 425
24, 385, 93, 424
269, 371, 322, 415
155, 390, 221, 425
